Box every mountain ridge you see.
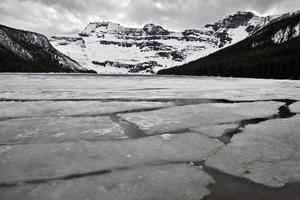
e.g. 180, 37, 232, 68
1, 10, 296, 75
51, 11, 272, 74
0, 24, 96, 73
158, 11, 300, 79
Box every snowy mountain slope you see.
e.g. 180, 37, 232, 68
158, 11, 300, 79
251, 11, 300, 45
50, 11, 275, 74
0, 24, 95, 73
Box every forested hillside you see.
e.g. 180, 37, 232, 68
0, 25, 95, 73
158, 12, 300, 79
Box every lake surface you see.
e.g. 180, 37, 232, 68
0, 74, 300, 200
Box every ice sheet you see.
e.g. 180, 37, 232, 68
0, 132, 222, 182
0, 164, 214, 200
290, 101, 300, 113
0, 117, 125, 144
1, 74, 300, 198
0, 101, 173, 119
119, 102, 283, 135
191, 124, 240, 138
206, 115, 300, 187
1, 74, 300, 101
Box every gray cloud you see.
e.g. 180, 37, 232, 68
0, 0, 299, 36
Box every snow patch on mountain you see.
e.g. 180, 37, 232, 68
0, 24, 92, 72
272, 22, 300, 43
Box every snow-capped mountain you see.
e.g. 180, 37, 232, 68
0, 24, 95, 73
251, 11, 300, 45
158, 11, 300, 79
50, 11, 275, 74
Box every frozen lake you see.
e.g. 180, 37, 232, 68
0, 74, 300, 200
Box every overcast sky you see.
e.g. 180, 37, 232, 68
0, 0, 299, 36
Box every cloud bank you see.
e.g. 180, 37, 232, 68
0, 0, 299, 36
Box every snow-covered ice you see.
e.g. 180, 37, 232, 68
0, 132, 222, 182
0, 101, 173, 119
0, 164, 214, 200
191, 124, 240, 138
0, 117, 125, 144
0, 74, 300, 199
290, 101, 300, 113
1, 74, 300, 101
206, 115, 300, 187
119, 102, 283, 135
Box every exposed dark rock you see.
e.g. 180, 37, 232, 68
156, 52, 170, 58
92, 60, 161, 74
78, 33, 90, 37
205, 11, 256, 47
245, 25, 255, 33
170, 51, 186, 62
99, 40, 133, 48
143, 24, 170, 35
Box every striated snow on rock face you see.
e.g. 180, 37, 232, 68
272, 22, 300, 43
251, 11, 300, 47
50, 11, 275, 74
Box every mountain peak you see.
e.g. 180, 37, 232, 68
143, 23, 162, 29
234, 11, 255, 16
143, 23, 170, 35
205, 10, 258, 32
50, 10, 279, 74
90, 21, 121, 27
158, 11, 300, 79
81, 21, 122, 35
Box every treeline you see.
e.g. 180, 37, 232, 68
0, 24, 96, 73
0, 44, 96, 73
158, 38, 300, 79
0, 44, 71, 72
158, 13, 300, 79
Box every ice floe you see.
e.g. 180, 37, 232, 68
0, 101, 173, 119
0, 164, 214, 200
190, 124, 240, 138
0, 117, 125, 144
0, 132, 222, 182
206, 115, 300, 187
119, 102, 283, 136
290, 101, 300, 113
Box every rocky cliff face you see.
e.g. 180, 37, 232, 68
0, 24, 94, 73
50, 11, 275, 74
